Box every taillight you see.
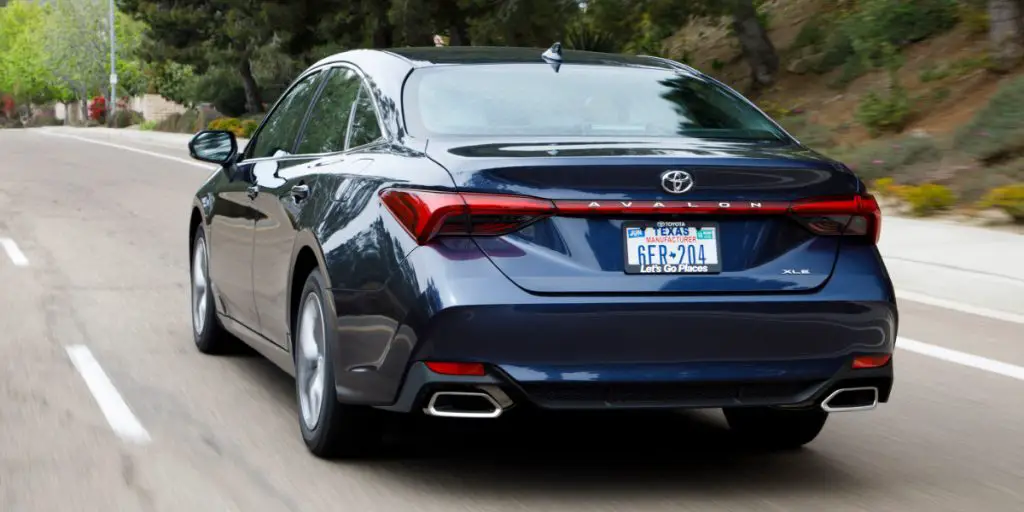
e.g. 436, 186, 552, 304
380, 188, 882, 245
790, 195, 881, 244
379, 188, 554, 244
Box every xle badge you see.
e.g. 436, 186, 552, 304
782, 269, 812, 275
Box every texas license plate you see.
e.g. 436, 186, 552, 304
623, 221, 722, 274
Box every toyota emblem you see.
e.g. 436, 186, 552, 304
660, 170, 695, 194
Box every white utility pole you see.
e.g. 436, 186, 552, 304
108, 0, 117, 124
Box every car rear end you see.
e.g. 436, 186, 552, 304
377, 54, 895, 420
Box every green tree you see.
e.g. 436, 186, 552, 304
39, 0, 147, 120
0, 0, 54, 105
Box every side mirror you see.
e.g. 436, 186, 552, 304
189, 130, 238, 166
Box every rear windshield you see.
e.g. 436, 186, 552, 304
402, 63, 788, 141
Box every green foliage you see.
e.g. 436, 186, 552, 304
190, 68, 249, 117
778, 114, 836, 150
208, 117, 258, 138
919, 55, 993, 83
111, 109, 145, 128
902, 183, 956, 216
979, 184, 1024, 222
797, 0, 959, 85
0, 0, 56, 103
564, 22, 618, 52
856, 83, 912, 137
139, 119, 158, 131
148, 61, 197, 107
957, 1, 990, 35
833, 135, 942, 181
955, 76, 1024, 163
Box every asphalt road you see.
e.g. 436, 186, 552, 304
1, 127, 1022, 512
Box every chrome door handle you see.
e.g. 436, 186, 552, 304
246, 184, 258, 199
291, 184, 310, 201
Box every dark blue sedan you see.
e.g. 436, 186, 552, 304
186, 45, 896, 459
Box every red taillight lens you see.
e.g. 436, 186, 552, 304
379, 188, 554, 244
789, 194, 881, 244
380, 189, 882, 245
852, 354, 891, 369
425, 362, 486, 376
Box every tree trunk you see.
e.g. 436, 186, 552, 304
988, 0, 1024, 72
730, 0, 779, 93
239, 57, 264, 114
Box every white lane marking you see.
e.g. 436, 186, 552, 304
897, 290, 1024, 325
40, 131, 215, 170
65, 345, 151, 444
898, 337, 1024, 382
0, 237, 29, 266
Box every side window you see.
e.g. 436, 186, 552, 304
347, 84, 383, 148
295, 68, 362, 155
249, 71, 323, 159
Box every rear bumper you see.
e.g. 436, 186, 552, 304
333, 240, 897, 411
379, 359, 894, 413
375, 298, 897, 413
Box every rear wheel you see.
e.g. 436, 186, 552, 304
294, 268, 384, 459
723, 407, 828, 450
190, 225, 236, 354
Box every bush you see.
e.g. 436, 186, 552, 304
805, 0, 959, 80
88, 96, 107, 124
979, 184, 1024, 222
139, 120, 158, 131
954, 76, 1024, 163
902, 183, 956, 216
832, 134, 942, 181
855, 85, 912, 136
23, 111, 62, 127
111, 109, 144, 128
208, 117, 258, 138
779, 114, 836, 150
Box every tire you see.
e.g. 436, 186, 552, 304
190, 225, 236, 354
294, 268, 384, 459
723, 407, 828, 450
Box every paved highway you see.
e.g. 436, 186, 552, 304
1, 127, 1022, 512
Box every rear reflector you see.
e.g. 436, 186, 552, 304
852, 354, 892, 369
425, 362, 486, 376
380, 188, 882, 245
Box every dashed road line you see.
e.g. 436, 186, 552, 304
898, 337, 1024, 382
66, 345, 151, 444
0, 237, 28, 266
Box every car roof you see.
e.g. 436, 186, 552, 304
379, 46, 685, 71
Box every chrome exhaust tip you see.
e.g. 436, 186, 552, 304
821, 386, 879, 412
423, 388, 512, 419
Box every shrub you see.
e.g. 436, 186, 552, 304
111, 109, 144, 128
832, 134, 942, 181
139, 120, 158, 131
88, 96, 107, 123
779, 114, 836, 150
806, 0, 959, 81
23, 111, 62, 127
855, 85, 912, 136
979, 184, 1024, 222
208, 117, 257, 138
954, 76, 1024, 163
902, 183, 956, 216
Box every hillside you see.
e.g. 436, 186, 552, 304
665, 0, 1024, 226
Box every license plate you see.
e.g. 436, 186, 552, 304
623, 221, 722, 274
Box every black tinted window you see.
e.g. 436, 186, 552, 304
403, 64, 786, 141
250, 71, 323, 159
295, 68, 361, 155
347, 85, 382, 148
